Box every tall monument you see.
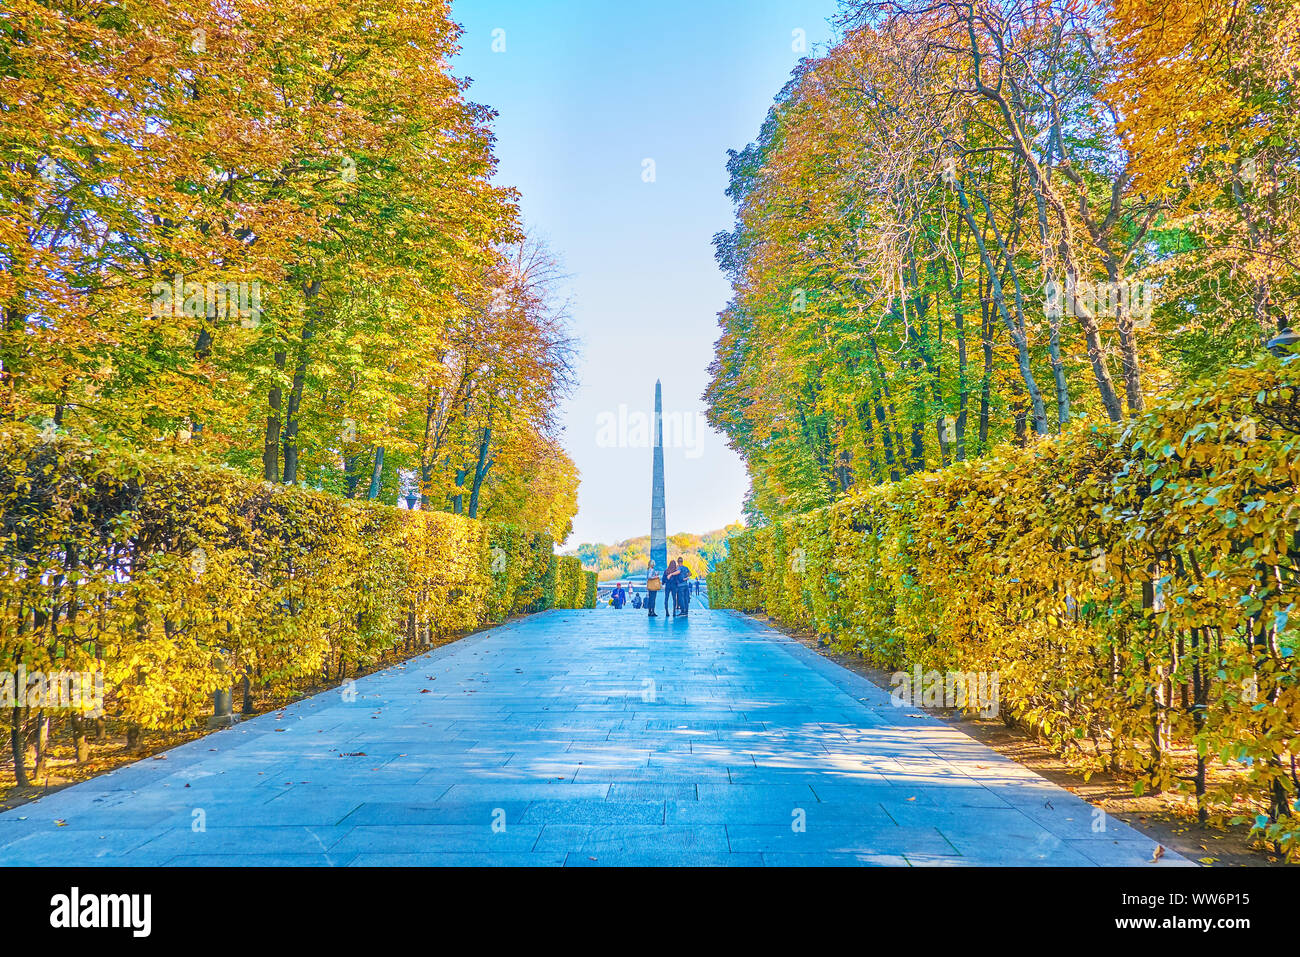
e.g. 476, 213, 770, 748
650, 380, 667, 574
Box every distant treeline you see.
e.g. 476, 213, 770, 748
566, 527, 741, 581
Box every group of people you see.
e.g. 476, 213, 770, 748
646, 557, 695, 618
604, 562, 704, 617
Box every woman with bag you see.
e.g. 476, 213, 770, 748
646, 561, 661, 617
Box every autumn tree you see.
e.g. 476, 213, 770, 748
709, 0, 1298, 525
0, 0, 580, 537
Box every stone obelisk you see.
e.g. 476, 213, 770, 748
650, 380, 667, 574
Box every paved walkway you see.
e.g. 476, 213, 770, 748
0, 609, 1189, 866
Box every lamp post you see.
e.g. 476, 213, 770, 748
1266, 328, 1299, 357
207, 647, 237, 728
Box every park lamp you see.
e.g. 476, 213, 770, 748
1265, 327, 1300, 357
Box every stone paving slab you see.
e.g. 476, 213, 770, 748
0, 609, 1192, 866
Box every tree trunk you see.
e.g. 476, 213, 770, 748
71, 712, 90, 764
343, 454, 363, 498
9, 707, 28, 788
263, 349, 286, 482
955, 181, 1049, 436
33, 712, 48, 780
979, 294, 993, 451
1036, 191, 1071, 429
281, 279, 322, 485
969, 64, 1125, 422
451, 464, 468, 514
953, 264, 969, 461
867, 339, 908, 477
467, 427, 492, 518
366, 446, 385, 500
1105, 261, 1145, 415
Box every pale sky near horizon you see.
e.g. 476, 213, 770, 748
451, 0, 842, 547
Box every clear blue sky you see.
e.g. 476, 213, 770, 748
451, 0, 841, 547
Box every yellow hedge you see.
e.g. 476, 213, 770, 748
712, 356, 1300, 858
552, 555, 586, 609
0, 427, 566, 782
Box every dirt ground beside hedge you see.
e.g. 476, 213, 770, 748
752, 614, 1293, 867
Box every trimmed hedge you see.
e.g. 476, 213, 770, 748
541, 554, 597, 611
488, 524, 555, 617
552, 555, 583, 609
711, 356, 1300, 857
0, 427, 578, 781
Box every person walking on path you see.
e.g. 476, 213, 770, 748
646, 562, 661, 617
662, 559, 680, 618
611, 583, 626, 610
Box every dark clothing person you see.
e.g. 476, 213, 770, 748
676, 561, 692, 615
662, 561, 679, 618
